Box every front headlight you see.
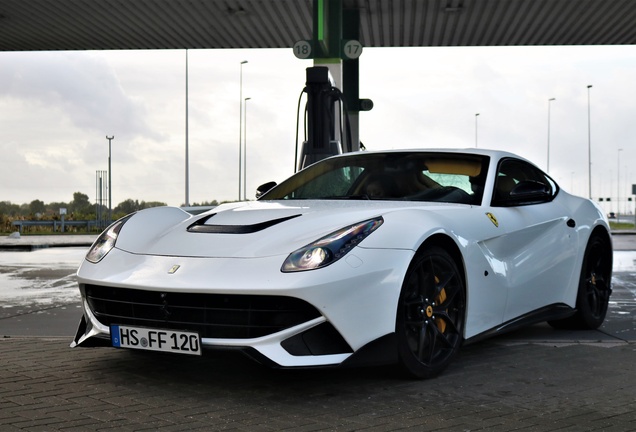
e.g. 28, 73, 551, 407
85, 214, 134, 263
282, 217, 384, 272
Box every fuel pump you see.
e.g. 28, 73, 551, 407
295, 66, 351, 171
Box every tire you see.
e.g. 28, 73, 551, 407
549, 233, 612, 330
396, 246, 465, 379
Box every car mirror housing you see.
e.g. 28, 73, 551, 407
256, 181, 277, 199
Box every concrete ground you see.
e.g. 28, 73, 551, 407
0, 234, 635, 431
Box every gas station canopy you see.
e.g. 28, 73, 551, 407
2, 0, 636, 52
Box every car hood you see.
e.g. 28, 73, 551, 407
114, 200, 465, 258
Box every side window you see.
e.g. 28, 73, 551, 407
491, 158, 558, 207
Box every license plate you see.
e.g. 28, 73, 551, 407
110, 325, 201, 356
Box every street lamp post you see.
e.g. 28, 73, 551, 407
587, 85, 593, 199
618, 148, 623, 215
106, 135, 114, 222
185, 49, 190, 207
239, 60, 248, 200
243, 97, 251, 201
475, 113, 480, 148
547, 97, 555, 173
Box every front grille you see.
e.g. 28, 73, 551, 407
84, 284, 322, 339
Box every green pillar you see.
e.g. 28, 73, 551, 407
296, 0, 366, 154
313, 0, 342, 60
343, 7, 360, 151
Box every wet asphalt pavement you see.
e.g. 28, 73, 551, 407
0, 234, 635, 431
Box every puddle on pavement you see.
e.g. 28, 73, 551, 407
0, 247, 86, 308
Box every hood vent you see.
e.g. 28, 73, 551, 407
187, 213, 301, 234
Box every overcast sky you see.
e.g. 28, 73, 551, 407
1, 45, 635, 213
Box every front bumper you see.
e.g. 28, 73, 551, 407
71, 246, 414, 368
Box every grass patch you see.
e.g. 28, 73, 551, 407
610, 221, 635, 230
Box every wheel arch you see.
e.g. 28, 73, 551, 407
589, 224, 612, 253
415, 233, 467, 289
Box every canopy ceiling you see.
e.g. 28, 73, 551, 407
1, 0, 636, 52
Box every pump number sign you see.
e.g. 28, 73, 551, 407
343, 40, 363, 59
293, 40, 313, 59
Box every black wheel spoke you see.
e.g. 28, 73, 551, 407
587, 270, 612, 316
434, 271, 454, 297
430, 321, 453, 348
437, 284, 461, 314
417, 323, 430, 361
595, 277, 610, 299
586, 283, 600, 313
592, 251, 604, 271
418, 264, 433, 298
423, 277, 436, 300
434, 310, 460, 336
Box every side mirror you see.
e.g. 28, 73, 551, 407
256, 181, 277, 199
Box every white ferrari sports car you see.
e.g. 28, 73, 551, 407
71, 149, 612, 378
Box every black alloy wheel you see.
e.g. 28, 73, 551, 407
549, 233, 612, 330
575, 233, 613, 328
396, 246, 465, 379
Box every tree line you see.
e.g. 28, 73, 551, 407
1, 192, 225, 233
0, 192, 165, 233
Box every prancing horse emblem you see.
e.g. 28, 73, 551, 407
168, 265, 181, 274
486, 212, 499, 227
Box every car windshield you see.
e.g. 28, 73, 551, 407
261, 152, 490, 205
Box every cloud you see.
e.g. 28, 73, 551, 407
1, 51, 158, 140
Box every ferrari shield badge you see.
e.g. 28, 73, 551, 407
168, 265, 181, 274
486, 212, 499, 227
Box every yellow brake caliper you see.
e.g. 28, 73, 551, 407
434, 276, 447, 333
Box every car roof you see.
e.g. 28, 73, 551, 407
338, 148, 525, 162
